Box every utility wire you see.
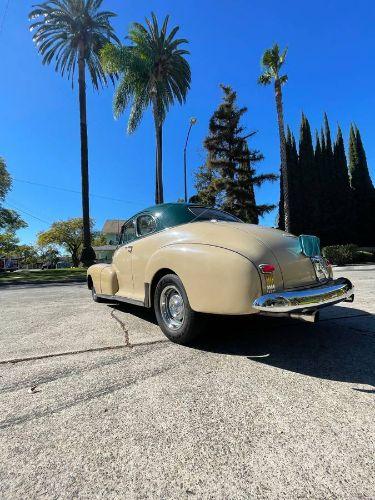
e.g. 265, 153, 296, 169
5, 201, 52, 225
12, 178, 147, 206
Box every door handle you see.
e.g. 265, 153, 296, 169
127, 246, 133, 253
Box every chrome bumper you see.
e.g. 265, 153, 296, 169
253, 278, 354, 313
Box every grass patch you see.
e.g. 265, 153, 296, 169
0, 268, 87, 283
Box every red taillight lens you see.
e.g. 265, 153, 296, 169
259, 264, 275, 274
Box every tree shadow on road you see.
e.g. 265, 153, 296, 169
193, 306, 375, 388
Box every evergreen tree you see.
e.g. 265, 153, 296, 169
349, 125, 375, 245
314, 131, 322, 166
319, 114, 337, 244
332, 125, 353, 243
193, 157, 217, 207
298, 114, 319, 235
280, 127, 300, 233
194, 85, 277, 222
323, 113, 333, 163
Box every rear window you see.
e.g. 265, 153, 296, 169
188, 207, 242, 223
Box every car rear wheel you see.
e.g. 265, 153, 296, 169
154, 274, 201, 344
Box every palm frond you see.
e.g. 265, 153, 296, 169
259, 43, 288, 82
29, 0, 119, 89
103, 12, 190, 133
258, 73, 272, 85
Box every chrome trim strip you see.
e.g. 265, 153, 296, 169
253, 278, 354, 313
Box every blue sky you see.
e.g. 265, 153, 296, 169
1, 0, 374, 245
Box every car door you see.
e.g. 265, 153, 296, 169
112, 219, 137, 298
131, 213, 159, 302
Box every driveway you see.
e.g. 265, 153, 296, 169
0, 266, 374, 499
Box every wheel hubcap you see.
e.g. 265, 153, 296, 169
160, 285, 185, 330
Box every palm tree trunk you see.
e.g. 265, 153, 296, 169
156, 124, 163, 203
274, 79, 291, 233
78, 44, 95, 266
152, 97, 164, 204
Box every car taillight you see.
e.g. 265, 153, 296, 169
259, 264, 275, 274
259, 264, 276, 293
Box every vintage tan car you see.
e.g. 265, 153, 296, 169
87, 203, 354, 344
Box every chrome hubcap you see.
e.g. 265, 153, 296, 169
160, 285, 185, 330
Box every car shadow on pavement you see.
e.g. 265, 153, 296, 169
106, 302, 158, 325
193, 306, 375, 389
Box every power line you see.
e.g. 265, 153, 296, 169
12, 177, 147, 206
5, 202, 51, 225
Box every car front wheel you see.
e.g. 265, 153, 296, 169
154, 274, 201, 345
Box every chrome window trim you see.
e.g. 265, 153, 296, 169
136, 213, 157, 238
187, 206, 243, 223
119, 218, 137, 246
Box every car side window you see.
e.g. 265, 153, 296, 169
137, 214, 157, 237
122, 219, 137, 244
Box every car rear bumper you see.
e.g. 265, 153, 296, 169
252, 277, 354, 313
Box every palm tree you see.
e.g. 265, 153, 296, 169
100, 12, 191, 204
29, 0, 119, 265
258, 44, 290, 232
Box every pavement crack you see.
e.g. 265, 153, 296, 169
110, 309, 132, 347
0, 356, 192, 431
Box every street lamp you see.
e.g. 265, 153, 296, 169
183, 117, 197, 202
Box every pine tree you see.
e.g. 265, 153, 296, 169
298, 113, 319, 235
194, 85, 277, 222
349, 125, 375, 245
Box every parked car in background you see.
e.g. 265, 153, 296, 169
87, 203, 354, 344
0, 258, 20, 272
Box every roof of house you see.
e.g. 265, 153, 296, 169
102, 220, 126, 234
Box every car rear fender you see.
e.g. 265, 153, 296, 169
145, 243, 262, 315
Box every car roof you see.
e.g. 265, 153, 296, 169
130, 203, 204, 230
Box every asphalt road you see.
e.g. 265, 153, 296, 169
0, 266, 374, 499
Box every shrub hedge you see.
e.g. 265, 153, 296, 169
322, 244, 375, 266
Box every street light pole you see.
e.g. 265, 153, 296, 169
183, 117, 197, 202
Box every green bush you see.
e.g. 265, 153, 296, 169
322, 244, 358, 266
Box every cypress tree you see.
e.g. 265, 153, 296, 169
319, 114, 336, 244
298, 113, 319, 235
323, 113, 333, 163
349, 125, 375, 245
314, 131, 322, 166
332, 125, 352, 243
279, 128, 302, 232
287, 128, 300, 234
194, 85, 277, 222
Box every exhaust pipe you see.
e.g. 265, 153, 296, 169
290, 310, 320, 323
259, 310, 320, 323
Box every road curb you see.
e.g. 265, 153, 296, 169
0, 278, 86, 287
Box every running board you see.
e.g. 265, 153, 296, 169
97, 293, 144, 307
